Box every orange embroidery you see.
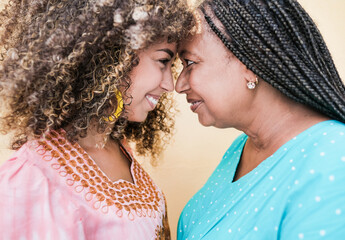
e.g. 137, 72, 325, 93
155, 217, 171, 240
155, 195, 171, 239
34, 130, 165, 220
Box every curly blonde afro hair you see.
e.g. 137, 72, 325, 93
0, 0, 197, 163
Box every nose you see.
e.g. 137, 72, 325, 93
175, 70, 190, 94
160, 67, 174, 92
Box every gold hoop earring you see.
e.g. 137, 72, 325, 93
105, 90, 123, 122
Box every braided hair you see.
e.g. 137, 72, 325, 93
200, 0, 345, 122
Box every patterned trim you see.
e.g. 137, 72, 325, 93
154, 210, 171, 239
31, 129, 164, 221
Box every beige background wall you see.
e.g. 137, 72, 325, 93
1, 1, 345, 239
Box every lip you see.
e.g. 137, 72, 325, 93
187, 98, 203, 112
146, 94, 161, 109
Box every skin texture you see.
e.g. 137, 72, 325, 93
176, 20, 258, 129
78, 41, 177, 182
176, 18, 329, 181
126, 42, 176, 122
78, 129, 134, 182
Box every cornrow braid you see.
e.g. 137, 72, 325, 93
201, 0, 345, 122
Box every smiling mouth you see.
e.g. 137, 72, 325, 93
146, 95, 159, 109
190, 100, 202, 112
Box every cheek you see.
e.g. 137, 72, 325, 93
145, 67, 164, 86
188, 69, 209, 92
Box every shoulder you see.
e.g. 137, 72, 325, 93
298, 120, 345, 169
310, 120, 345, 141
286, 120, 345, 183
0, 141, 50, 191
285, 120, 345, 204
280, 122, 345, 238
304, 120, 345, 145
0, 142, 55, 223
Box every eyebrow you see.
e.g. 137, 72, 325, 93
178, 49, 188, 57
157, 48, 174, 58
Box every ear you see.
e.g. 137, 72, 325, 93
244, 68, 257, 84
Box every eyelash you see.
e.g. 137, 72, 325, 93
184, 59, 195, 67
159, 59, 171, 66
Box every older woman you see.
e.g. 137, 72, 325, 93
176, 0, 345, 239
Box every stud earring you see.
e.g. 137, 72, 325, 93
247, 76, 258, 90
105, 90, 123, 122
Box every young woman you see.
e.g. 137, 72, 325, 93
0, 0, 195, 239
176, 0, 345, 239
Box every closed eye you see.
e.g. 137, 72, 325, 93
159, 58, 171, 66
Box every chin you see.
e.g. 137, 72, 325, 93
198, 116, 215, 127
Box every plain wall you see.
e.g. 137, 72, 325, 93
1, 1, 344, 239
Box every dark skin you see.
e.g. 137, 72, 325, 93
233, 99, 329, 182
176, 18, 329, 182
230, 80, 330, 181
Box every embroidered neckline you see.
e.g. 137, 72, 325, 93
31, 129, 164, 221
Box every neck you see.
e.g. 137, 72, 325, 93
77, 124, 118, 151
238, 83, 329, 152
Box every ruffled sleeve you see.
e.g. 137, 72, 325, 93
0, 144, 84, 239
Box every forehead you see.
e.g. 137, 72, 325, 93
178, 21, 224, 55
145, 41, 177, 54
178, 33, 202, 52
178, 22, 206, 50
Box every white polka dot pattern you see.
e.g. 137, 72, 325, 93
177, 120, 345, 239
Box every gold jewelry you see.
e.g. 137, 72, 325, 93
247, 76, 258, 90
105, 90, 123, 122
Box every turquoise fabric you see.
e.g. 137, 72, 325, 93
177, 120, 345, 239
